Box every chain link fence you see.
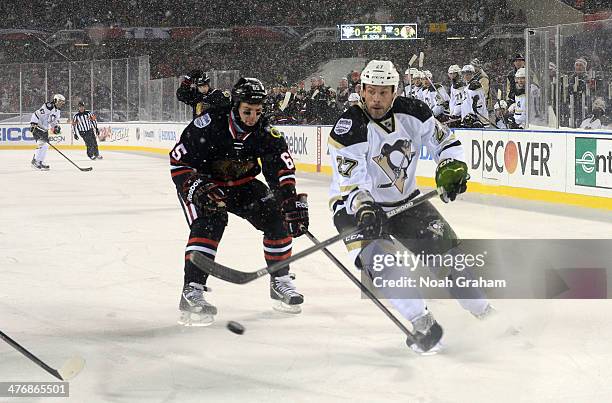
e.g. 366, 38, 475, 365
0, 55, 200, 123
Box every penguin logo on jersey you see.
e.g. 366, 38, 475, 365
373, 139, 416, 193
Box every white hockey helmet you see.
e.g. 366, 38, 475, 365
407, 67, 419, 76
360, 60, 399, 88
423, 70, 432, 80
461, 65, 475, 74
448, 65, 461, 74
53, 94, 66, 103
494, 100, 508, 110
515, 67, 526, 78
592, 97, 606, 112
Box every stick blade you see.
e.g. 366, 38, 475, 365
189, 251, 256, 284
80, 167, 93, 172
58, 355, 85, 380
418, 52, 424, 68
408, 54, 418, 66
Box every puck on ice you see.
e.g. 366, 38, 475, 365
226, 321, 245, 335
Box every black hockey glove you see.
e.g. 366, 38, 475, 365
182, 175, 227, 211
355, 201, 385, 238
435, 158, 469, 203
281, 193, 309, 237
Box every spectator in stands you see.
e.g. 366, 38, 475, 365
336, 78, 349, 110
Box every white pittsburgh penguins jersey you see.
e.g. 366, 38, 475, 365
30, 102, 61, 131
449, 83, 465, 116
328, 97, 464, 215
461, 81, 488, 119
512, 92, 527, 127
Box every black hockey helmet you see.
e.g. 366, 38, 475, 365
195, 73, 211, 86
231, 77, 267, 105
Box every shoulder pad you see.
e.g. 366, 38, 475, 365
391, 96, 432, 123
330, 105, 368, 147
193, 113, 212, 128
468, 81, 482, 91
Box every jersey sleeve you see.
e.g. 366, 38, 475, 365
30, 104, 45, 126
328, 106, 371, 214
169, 122, 202, 192
424, 119, 464, 164
260, 124, 297, 202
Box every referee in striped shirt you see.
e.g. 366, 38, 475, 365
72, 101, 102, 160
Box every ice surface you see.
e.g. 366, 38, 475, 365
1, 150, 612, 403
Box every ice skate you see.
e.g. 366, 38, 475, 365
270, 273, 303, 314
178, 282, 217, 326
408, 312, 444, 355
31, 158, 49, 171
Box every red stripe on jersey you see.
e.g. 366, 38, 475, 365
264, 251, 292, 261
263, 237, 292, 246
188, 237, 220, 247
210, 176, 255, 187
171, 169, 192, 177
278, 169, 294, 175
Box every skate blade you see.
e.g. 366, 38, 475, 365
58, 355, 86, 380
411, 341, 444, 356
272, 300, 302, 314
178, 312, 215, 327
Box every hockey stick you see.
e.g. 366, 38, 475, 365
46, 141, 93, 171
0, 330, 85, 380
190, 188, 443, 284
303, 231, 434, 350
475, 111, 500, 129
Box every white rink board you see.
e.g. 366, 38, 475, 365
2, 122, 611, 201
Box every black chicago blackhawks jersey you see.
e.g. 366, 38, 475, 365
170, 105, 297, 201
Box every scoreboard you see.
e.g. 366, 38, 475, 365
339, 24, 418, 41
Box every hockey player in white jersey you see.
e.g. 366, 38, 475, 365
508, 67, 526, 129
328, 60, 492, 354
30, 94, 65, 170
460, 65, 488, 127
422, 70, 450, 118
447, 65, 465, 126
401, 68, 416, 98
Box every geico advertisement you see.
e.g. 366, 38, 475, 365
470, 131, 565, 191
1, 125, 69, 144
276, 126, 317, 165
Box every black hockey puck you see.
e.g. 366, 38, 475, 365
226, 321, 245, 335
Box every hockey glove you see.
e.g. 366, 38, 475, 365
355, 201, 385, 238
282, 193, 309, 237
435, 158, 469, 203
183, 175, 227, 211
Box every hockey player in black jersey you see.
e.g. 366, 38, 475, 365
170, 77, 309, 326
176, 70, 231, 119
